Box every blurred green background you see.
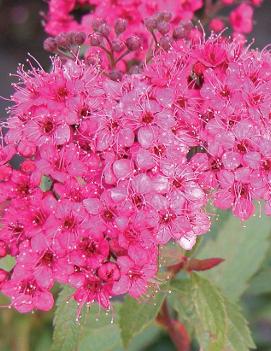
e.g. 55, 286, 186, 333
0, 1, 271, 350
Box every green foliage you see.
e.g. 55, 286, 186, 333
51, 287, 122, 351
51, 287, 163, 351
171, 274, 255, 351
198, 212, 271, 300
247, 268, 271, 295
40, 175, 53, 192
0, 255, 16, 271
119, 291, 166, 348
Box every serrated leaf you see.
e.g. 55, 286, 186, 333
171, 274, 227, 351
198, 212, 271, 300
119, 290, 167, 348
51, 287, 83, 351
40, 175, 52, 192
51, 287, 122, 351
225, 301, 255, 351
171, 274, 255, 351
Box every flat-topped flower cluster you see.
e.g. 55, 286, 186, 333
0, 5, 271, 314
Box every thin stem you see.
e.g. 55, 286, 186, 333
115, 49, 131, 64
157, 299, 190, 351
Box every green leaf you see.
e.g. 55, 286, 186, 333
171, 274, 227, 351
197, 212, 271, 300
0, 255, 15, 271
171, 274, 255, 351
225, 301, 255, 351
51, 287, 122, 351
40, 175, 53, 192
51, 287, 83, 351
247, 268, 271, 295
119, 290, 167, 348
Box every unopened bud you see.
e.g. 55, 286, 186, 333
129, 64, 143, 74
55, 33, 72, 49
96, 23, 110, 36
173, 26, 186, 40
112, 38, 125, 52
157, 21, 170, 35
89, 33, 103, 46
144, 16, 157, 31
159, 36, 172, 50
92, 18, 106, 31
43, 37, 58, 52
157, 11, 172, 22
72, 32, 86, 45
115, 18, 127, 35
173, 22, 193, 40
126, 36, 142, 51
108, 70, 123, 81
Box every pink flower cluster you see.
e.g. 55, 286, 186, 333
44, 0, 202, 37
1, 13, 271, 314
44, 0, 262, 41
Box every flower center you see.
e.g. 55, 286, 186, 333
142, 111, 154, 124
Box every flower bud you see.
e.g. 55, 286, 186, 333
108, 69, 123, 81
98, 262, 120, 281
43, 37, 58, 52
96, 23, 111, 36
72, 32, 86, 45
129, 64, 142, 74
114, 18, 127, 35
92, 18, 106, 31
55, 33, 72, 49
173, 26, 186, 40
112, 38, 125, 52
157, 21, 170, 35
159, 36, 172, 50
126, 36, 142, 51
89, 33, 103, 46
157, 11, 172, 22
173, 22, 192, 40
144, 16, 157, 31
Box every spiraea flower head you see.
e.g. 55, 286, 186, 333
1, 5, 271, 315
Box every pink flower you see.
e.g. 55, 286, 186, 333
230, 4, 254, 34
74, 275, 113, 309
2, 273, 54, 313
112, 255, 157, 298
210, 18, 225, 33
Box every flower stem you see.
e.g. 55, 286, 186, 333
156, 299, 190, 351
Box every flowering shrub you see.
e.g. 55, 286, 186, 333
0, 1, 271, 350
